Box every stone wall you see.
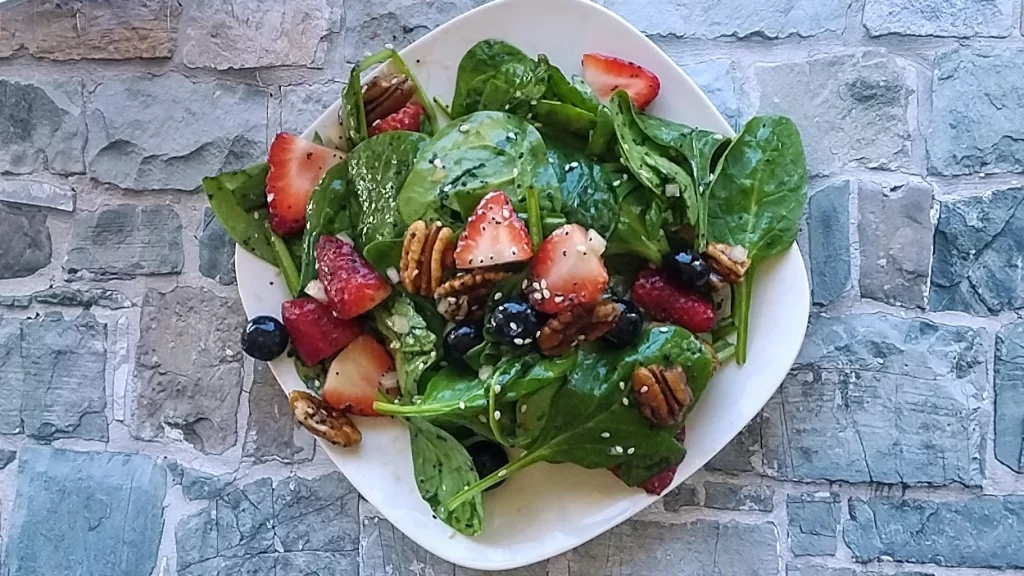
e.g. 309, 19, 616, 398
1, 0, 1023, 574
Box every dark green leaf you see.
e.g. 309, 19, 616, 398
299, 162, 351, 288
349, 131, 430, 248
477, 59, 549, 115
545, 63, 599, 115
362, 238, 403, 274
407, 417, 483, 536
451, 40, 536, 118
515, 382, 560, 449
294, 358, 327, 395
372, 293, 438, 398
587, 106, 616, 158
531, 100, 597, 140
547, 145, 619, 237
605, 185, 670, 264
203, 163, 277, 265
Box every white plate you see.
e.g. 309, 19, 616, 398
235, 0, 810, 569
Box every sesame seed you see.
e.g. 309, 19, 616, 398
459, 124, 469, 132
502, 208, 511, 218
530, 99, 538, 105
522, 279, 530, 289
520, 404, 528, 413
443, 185, 452, 192
384, 43, 395, 49
542, 289, 551, 298
459, 401, 466, 409
640, 386, 649, 393
540, 279, 547, 289
576, 334, 586, 341
554, 295, 564, 303
659, 326, 670, 333
534, 331, 541, 338
532, 292, 542, 300
498, 470, 508, 477
478, 414, 488, 423
433, 158, 444, 169
622, 398, 629, 406
494, 292, 503, 301
513, 168, 519, 177
510, 321, 519, 331
600, 432, 611, 438
494, 384, 502, 394
612, 446, 624, 455
612, 179, 622, 187
618, 381, 626, 390
494, 410, 502, 419
576, 245, 587, 253
627, 447, 636, 455
569, 161, 579, 169
513, 337, 524, 345
507, 132, 517, 140
532, 282, 541, 290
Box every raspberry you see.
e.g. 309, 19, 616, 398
630, 268, 716, 333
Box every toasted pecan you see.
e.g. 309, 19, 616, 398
631, 365, 692, 426
434, 270, 512, 322
289, 391, 362, 447
537, 300, 621, 356
401, 221, 455, 296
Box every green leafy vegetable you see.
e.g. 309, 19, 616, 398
295, 358, 327, 395
372, 293, 439, 398
605, 184, 670, 264
348, 131, 430, 247
343, 48, 438, 148
203, 163, 276, 264
407, 417, 484, 536
270, 233, 302, 296
587, 106, 617, 158
531, 100, 597, 140
545, 63, 599, 115
707, 116, 807, 363
299, 162, 351, 288
451, 40, 546, 118
362, 238, 403, 274
547, 146, 619, 237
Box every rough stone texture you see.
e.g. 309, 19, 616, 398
31, 286, 132, 309
0, 76, 86, 175
281, 81, 345, 134
0, 0, 180, 60
0, 448, 16, 469
996, 321, 1024, 473
704, 482, 774, 512
243, 362, 315, 463
360, 517, 456, 576
131, 287, 245, 454
662, 482, 700, 511
181, 468, 234, 501
762, 313, 987, 486
86, 73, 268, 191
787, 564, 935, 576
343, 0, 491, 63
0, 201, 52, 280
198, 207, 236, 286
175, 473, 359, 575
0, 177, 74, 211
681, 59, 742, 130
6, 447, 165, 576
788, 493, 841, 556
0, 312, 108, 441
863, 0, 1013, 38
858, 181, 933, 308
845, 496, 1024, 569
604, 0, 849, 39
564, 519, 780, 575
754, 51, 915, 177
929, 187, 1024, 315
808, 180, 851, 305
930, 47, 1024, 176
64, 204, 184, 281
0, 295, 32, 308
180, 0, 328, 69
705, 418, 760, 473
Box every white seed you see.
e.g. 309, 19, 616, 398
627, 447, 636, 455
498, 469, 508, 477
459, 124, 469, 133
530, 99, 538, 106
531, 292, 542, 300
507, 131, 517, 140
612, 446, 624, 455
384, 43, 395, 49
640, 385, 649, 393
385, 266, 401, 284
494, 292, 503, 301
513, 337, 525, 345
553, 295, 564, 303
600, 432, 611, 438
612, 179, 622, 187
494, 384, 502, 394
459, 401, 466, 410
618, 381, 626, 390
433, 158, 444, 169
494, 410, 502, 420
540, 279, 547, 289
513, 168, 519, 177
542, 289, 551, 298
622, 398, 629, 406
520, 404, 528, 413
569, 161, 579, 169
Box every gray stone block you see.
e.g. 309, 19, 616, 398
199, 207, 236, 286
0, 76, 86, 175
996, 321, 1024, 473
6, 446, 165, 576
0, 201, 51, 279
662, 482, 700, 511
31, 286, 133, 309
704, 482, 774, 512
181, 0, 328, 69
762, 313, 987, 486
929, 47, 1024, 175
863, 0, 1013, 38
0, 177, 74, 211
681, 59, 743, 130
181, 468, 234, 501
343, 0, 490, 63
929, 187, 1024, 314
0, 312, 108, 441
753, 51, 915, 177
845, 496, 1024, 568
858, 181, 933, 308
361, 516, 454, 576
131, 287, 245, 454
64, 204, 184, 281
604, 0, 848, 39
0, 448, 16, 469
787, 563, 934, 576
86, 73, 268, 191
787, 492, 841, 556
704, 418, 760, 473
281, 81, 346, 135
808, 181, 851, 305
242, 362, 315, 463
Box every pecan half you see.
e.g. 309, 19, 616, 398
538, 300, 621, 356
289, 391, 362, 447
434, 270, 512, 322
631, 365, 693, 426
705, 242, 751, 286
401, 220, 455, 296
362, 74, 416, 125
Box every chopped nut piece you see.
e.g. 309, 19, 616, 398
434, 270, 512, 322
362, 74, 417, 125
631, 365, 692, 426
705, 242, 751, 285
289, 391, 362, 447
401, 220, 455, 296
538, 300, 621, 356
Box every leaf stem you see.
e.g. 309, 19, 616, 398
526, 187, 543, 248
373, 400, 461, 417
270, 233, 301, 297
733, 274, 753, 365
444, 449, 544, 511
433, 96, 453, 119
487, 377, 508, 445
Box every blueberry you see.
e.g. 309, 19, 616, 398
466, 440, 509, 489
241, 316, 290, 361
663, 249, 710, 290
488, 300, 540, 346
444, 322, 484, 362
603, 298, 644, 347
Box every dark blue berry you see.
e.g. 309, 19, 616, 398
444, 322, 484, 362
603, 298, 644, 347
663, 249, 710, 290
241, 316, 290, 361
466, 440, 509, 489
488, 300, 540, 346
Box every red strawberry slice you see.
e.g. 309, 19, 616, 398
454, 190, 534, 269
322, 334, 395, 416
631, 267, 715, 333
368, 101, 426, 137
281, 297, 362, 365
316, 235, 392, 319
528, 224, 608, 314
266, 133, 345, 237
581, 53, 661, 110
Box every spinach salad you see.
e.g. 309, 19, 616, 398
207, 40, 807, 536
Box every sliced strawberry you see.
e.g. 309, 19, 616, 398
528, 224, 608, 314
368, 101, 426, 137
639, 466, 677, 495
281, 297, 362, 365
581, 53, 661, 110
266, 133, 345, 237
322, 334, 395, 416
454, 190, 534, 269
631, 267, 715, 333
316, 235, 392, 319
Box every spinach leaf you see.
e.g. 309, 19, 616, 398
514, 382, 561, 449
398, 111, 551, 225
299, 162, 351, 288
372, 293, 439, 398
407, 417, 483, 536
348, 131, 429, 248
587, 106, 616, 158
294, 358, 327, 395
477, 58, 549, 116
362, 238, 403, 274
605, 184, 671, 264
502, 352, 576, 402
532, 100, 597, 140
451, 40, 537, 118
547, 146, 619, 237
203, 163, 276, 264
545, 63, 599, 115
706, 116, 807, 363
343, 48, 438, 148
